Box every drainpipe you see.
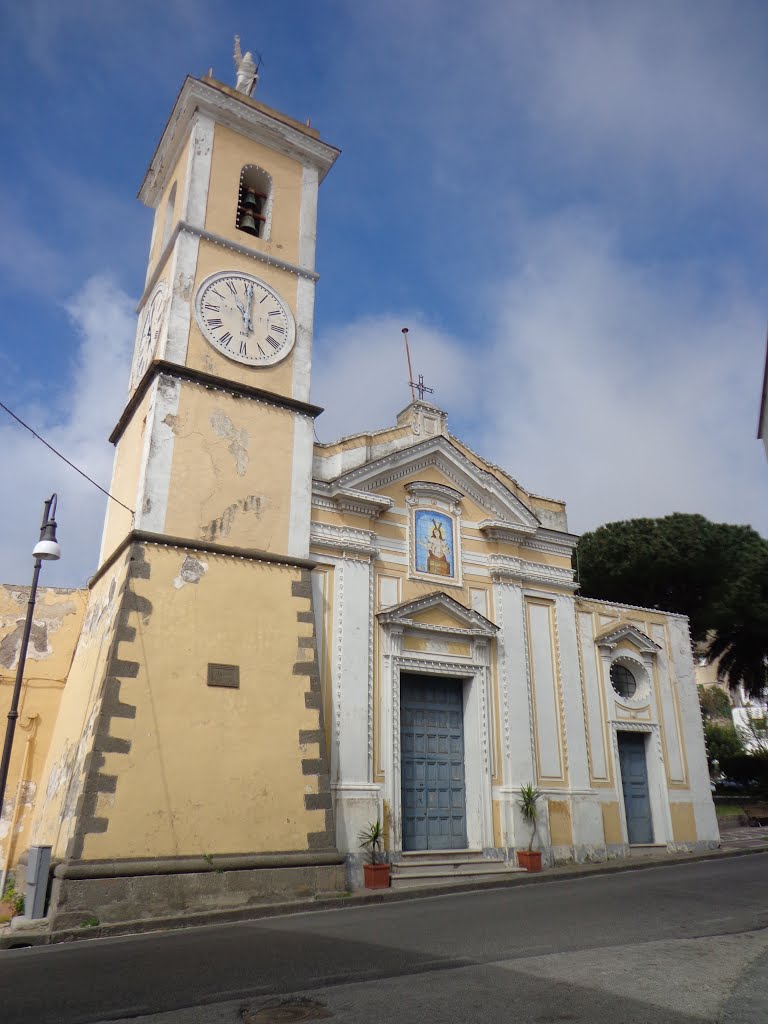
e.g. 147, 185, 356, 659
0, 713, 39, 896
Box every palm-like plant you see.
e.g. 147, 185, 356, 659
358, 820, 384, 865
518, 783, 542, 852
706, 551, 768, 701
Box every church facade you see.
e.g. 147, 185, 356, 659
0, 65, 718, 928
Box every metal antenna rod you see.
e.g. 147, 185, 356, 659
402, 327, 416, 402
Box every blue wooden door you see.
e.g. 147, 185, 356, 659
401, 675, 467, 851
618, 732, 653, 844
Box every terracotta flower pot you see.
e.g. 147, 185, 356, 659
363, 863, 391, 889
517, 850, 543, 872
0, 900, 17, 923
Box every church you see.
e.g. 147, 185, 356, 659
0, 54, 718, 929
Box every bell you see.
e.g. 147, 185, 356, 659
239, 210, 260, 236
242, 187, 260, 209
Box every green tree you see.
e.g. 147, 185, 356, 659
576, 514, 768, 699
706, 547, 768, 700
703, 721, 745, 769
697, 685, 732, 721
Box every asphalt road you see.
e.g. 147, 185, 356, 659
2, 853, 767, 1024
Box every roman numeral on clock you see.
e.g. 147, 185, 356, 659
267, 309, 281, 317
226, 280, 238, 296
271, 325, 286, 335
220, 332, 232, 348
204, 303, 220, 312
239, 340, 248, 356
207, 317, 223, 329
267, 336, 281, 350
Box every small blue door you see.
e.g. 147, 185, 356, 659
618, 732, 653, 844
401, 675, 467, 851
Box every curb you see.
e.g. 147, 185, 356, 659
2, 845, 767, 949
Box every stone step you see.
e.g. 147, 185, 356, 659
397, 849, 487, 865
392, 859, 513, 877
391, 868, 526, 890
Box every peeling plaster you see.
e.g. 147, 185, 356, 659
173, 555, 209, 589
0, 620, 51, 668
0, 589, 79, 669
210, 410, 249, 476
202, 495, 261, 541
162, 413, 180, 432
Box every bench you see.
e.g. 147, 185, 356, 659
743, 804, 768, 827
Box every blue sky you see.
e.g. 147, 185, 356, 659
1, 0, 767, 587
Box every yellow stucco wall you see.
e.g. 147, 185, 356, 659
670, 802, 698, 843
206, 122, 304, 263
101, 386, 153, 561
28, 560, 129, 860
548, 800, 574, 846
148, 138, 190, 272
162, 383, 294, 553
78, 545, 328, 859
0, 585, 87, 870
601, 801, 623, 844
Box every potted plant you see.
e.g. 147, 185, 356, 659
0, 878, 24, 923
517, 783, 543, 872
358, 820, 390, 888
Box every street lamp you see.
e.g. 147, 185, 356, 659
0, 495, 61, 819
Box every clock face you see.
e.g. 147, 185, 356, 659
194, 272, 295, 367
132, 282, 167, 388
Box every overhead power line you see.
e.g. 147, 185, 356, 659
0, 399, 135, 516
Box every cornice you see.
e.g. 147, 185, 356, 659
309, 522, 378, 558
333, 436, 541, 533
490, 555, 577, 591
140, 77, 340, 206
110, 361, 323, 445
89, 529, 316, 590
138, 221, 319, 313
479, 519, 537, 542
312, 481, 393, 519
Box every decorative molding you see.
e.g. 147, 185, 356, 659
595, 622, 661, 655
312, 482, 393, 519
111, 361, 323, 446
330, 436, 542, 534
479, 519, 537, 542
310, 522, 378, 558
490, 555, 576, 591
137, 219, 318, 318
404, 479, 463, 511
576, 595, 690, 622
139, 76, 340, 208
367, 561, 375, 780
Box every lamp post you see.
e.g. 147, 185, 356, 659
0, 495, 61, 820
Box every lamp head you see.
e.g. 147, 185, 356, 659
33, 520, 61, 560
33, 495, 61, 561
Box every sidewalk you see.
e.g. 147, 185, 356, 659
2, 828, 766, 949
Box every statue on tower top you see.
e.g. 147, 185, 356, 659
233, 35, 259, 96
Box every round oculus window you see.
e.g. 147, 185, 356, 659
610, 663, 638, 699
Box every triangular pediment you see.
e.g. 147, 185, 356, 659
594, 622, 660, 655
329, 435, 541, 533
377, 591, 498, 636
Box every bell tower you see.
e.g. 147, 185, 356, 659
30, 51, 346, 928
101, 65, 339, 563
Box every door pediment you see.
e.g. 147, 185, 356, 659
378, 591, 498, 637
595, 622, 660, 656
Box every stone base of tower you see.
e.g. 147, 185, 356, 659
46, 851, 345, 929
27, 534, 345, 922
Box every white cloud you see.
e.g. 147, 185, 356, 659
311, 316, 481, 443
314, 211, 768, 538
0, 276, 134, 588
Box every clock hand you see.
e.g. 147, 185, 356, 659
244, 282, 254, 333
